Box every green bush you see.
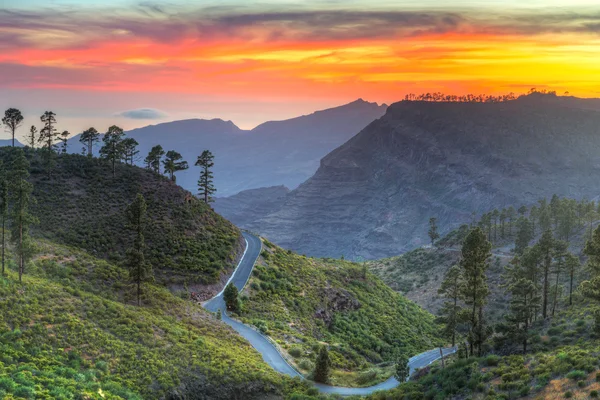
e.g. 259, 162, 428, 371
485, 355, 500, 366
566, 370, 587, 380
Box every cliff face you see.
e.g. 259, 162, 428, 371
244, 94, 600, 259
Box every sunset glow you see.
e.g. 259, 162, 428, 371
2, 1, 600, 133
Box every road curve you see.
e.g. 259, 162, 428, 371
203, 232, 455, 396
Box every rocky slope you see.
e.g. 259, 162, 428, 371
213, 185, 290, 227
241, 93, 600, 259
67, 99, 386, 196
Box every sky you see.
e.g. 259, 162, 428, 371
1, 0, 600, 138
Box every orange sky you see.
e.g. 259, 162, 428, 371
1, 1, 600, 134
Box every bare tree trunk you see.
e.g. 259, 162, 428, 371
439, 348, 445, 368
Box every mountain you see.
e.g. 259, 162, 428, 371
67, 99, 387, 196
213, 185, 290, 227
236, 93, 600, 259
0, 147, 242, 292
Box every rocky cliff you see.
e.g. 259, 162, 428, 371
239, 93, 600, 259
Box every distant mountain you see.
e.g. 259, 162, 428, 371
213, 185, 290, 227
67, 99, 387, 196
230, 93, 600, 259
0, 139, 23, 147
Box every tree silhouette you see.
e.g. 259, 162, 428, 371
121, 138, 139, 166
144, 145, 165, 174
39, 111, 59, 177
314, 346, 332, 383
195, 150, 216, 203
163, 150, 188, 182
438, 265, 461, 346
100, 125, 125, 177
79, 127, 99, 157
59, 131, 70, 154
26, 126, 37, 149
2, 108, 24, 147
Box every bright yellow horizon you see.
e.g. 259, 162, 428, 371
1, 1, 599, 133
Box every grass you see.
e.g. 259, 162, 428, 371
239, 240, 442, 387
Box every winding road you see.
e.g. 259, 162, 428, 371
203, 232, 456, 396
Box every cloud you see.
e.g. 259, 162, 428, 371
117, 108, 168, 119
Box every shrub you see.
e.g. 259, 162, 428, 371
564, 391, 573, 398
591, 390, 598, 398
289, 347, 303, 358
485, 355, 500, 366
566, 370, 586, 380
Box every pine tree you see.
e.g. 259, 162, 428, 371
530, 205, 539, 235
195, 150, 216, 203
100, 125, 125, 177
39, 111, 59, 177
125, 193, 151, 306
223, 283, 239, 312
144, 145, 165, 173
79, 127, 99, 157
503, 269, 540, 353
518, 205, 528, 216
459, 227, 491, 357
26, 126, 37, 148
314, 346, 332, 383
515, 217, 534, 255
538, 229, 555, 319
9, 149, 37, 283
59, 131, 70, 154
581, 226, 600, 302
438, 265, 462, 346
394, 355, 410, 382
507, 206, 516, 235
492, 209, 499, 241
0, 163, 7, 276
500, 209, 507, 238
121, 138, 139, 166
550, 241, 568, 317
565, 252, 580, 306
2, 108, 24, 147
163, 150, 188, 182
428, 217, 440, 246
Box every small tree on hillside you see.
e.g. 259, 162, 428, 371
26, 126, 37, 149
438, 265, 462, 347
459, 227, 491, 357
515, 217, 534, 255
79, 127, 99, 157
9, 149, 37, 283
566, 252, 580, 306
428, 217, 440, 246
2, 108, 24, 147
394, 355, 410, 382
100, 125, 125, 177
507, 206, 517, 235
163, 150, 188, 182
503, 272, 540, 353
0, 163, 7, 275
145, 145, 165, 173
39, 111, 59, 177
538, 229, 555, 319
59, 131, 70, 154
195, 150, 216, 203
125, 193, 151, 306
223, 282, 240, 313
121, 138, 139, 166
314, 346, 332, 384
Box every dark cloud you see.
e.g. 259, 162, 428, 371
1, 5, 600, 51
117, 108, 168, 119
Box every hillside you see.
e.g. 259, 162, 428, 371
0, 242, 288, 400
238, 239, 442, 388
67, 99, 387, 196
238, 93, 600, 259
214, 186, 290, 228
0, 147, 242, 292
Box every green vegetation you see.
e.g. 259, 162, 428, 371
0, 147, 241, 286
240, 242, 441, 387
0, 242, 289, 399
196, 149, 216, 203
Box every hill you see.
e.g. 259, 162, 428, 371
238, 93, 600, 259
67, 99, 387, 196
237, 239, 442, 388
0, 147, 242, 293
213, 186, 290, 228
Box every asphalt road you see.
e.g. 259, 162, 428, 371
203, 232, 456, 395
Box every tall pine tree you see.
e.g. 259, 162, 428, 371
195, 150, 216, 203
125, 193, 151, 306
79, 127, 99, 157
2, 108, 24, 147
459, 227, 491, 357
437, 265, 462, 346
100, 125, 125, 177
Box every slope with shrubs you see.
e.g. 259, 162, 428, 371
0, 147, 242, 287
239, 240, 442, 388
0, 240, 331, 400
